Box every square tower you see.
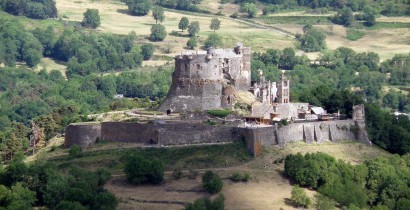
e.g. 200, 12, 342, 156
277, 73, 290, 104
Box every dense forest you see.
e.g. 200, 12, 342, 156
0, 158, 117, 209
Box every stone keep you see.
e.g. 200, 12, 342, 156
158, 45, 251, 112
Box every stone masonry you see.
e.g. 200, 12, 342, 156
158, 44, 251, 112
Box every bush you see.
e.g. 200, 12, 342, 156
184, 194, 225, 210
202, 171, 223, 194
187, 36, 198, 49
207, 109, 231, 118
230, 172, 242, 182
69, 145, 82, 159
124, 154, 164, 185
172, 168, 183, 180
141, 43, 155, 60
230, 172, 251, 182
204, 33, 223, 48
290, 185, 311, 208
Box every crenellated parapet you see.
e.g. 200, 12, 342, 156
158, 44, 251, 112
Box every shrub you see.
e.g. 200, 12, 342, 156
172, 168, 183, 180
243, 173, 251, 182
204, 33, 223, 48
230, 172, 251, 182
141, 43, 155, 60
69, 145, 82, 159
207, 109, 231, 118
184, 194, 225, 210
124, 154, 164, 185
290, 185, 311, 208
202, 171, 223, 194
187, 36, 198, 49
230, 172, 242, 182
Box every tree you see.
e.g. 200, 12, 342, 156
204, 33, 223, 48
202, 171, 223, 194
364, 12, 376, 26
124, 0, 152, 16
240, 3, 258, 18
210, 18, 221, 32
150, 24, 167, 41
298, 26, 326, 52
32, 26, 55, 56
332, 8, 354, 26
124, 154, 164, 185
178, 17, 189, 32
290, 185, 311, 208
187, 36, 198, 49
82, 9, 101, 29
141, 43, 155, 60
152, 6, 165, 24
188, 21, 200, 36
279, 47, 297, 70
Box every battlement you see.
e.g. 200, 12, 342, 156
159, 45, 251, 112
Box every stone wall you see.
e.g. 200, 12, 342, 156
65, 123, 101, 147
158, 124, 234, 145
276, 120, 358, 146
100, 122, 238, 145
100, 122, 157, 144
65, 119, 371, 156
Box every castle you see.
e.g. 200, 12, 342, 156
158, 45, 251, 112
65, 45, 371, 157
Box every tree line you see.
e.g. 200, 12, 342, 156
0, 0, 57, 19
284, 152, 410, 209
237, 0, 410, 16
0, 158, 117, 209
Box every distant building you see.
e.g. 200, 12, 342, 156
113, 94, 124, 99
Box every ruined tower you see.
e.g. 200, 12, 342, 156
158, 44, 251, 112
277, 73, 290, 104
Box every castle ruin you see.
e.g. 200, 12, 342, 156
65, 45, 371, 157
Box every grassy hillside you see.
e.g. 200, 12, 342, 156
42, 139, 390, 210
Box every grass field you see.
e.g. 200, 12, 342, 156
92, 140, 389, 210
55, 0, 294, 57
